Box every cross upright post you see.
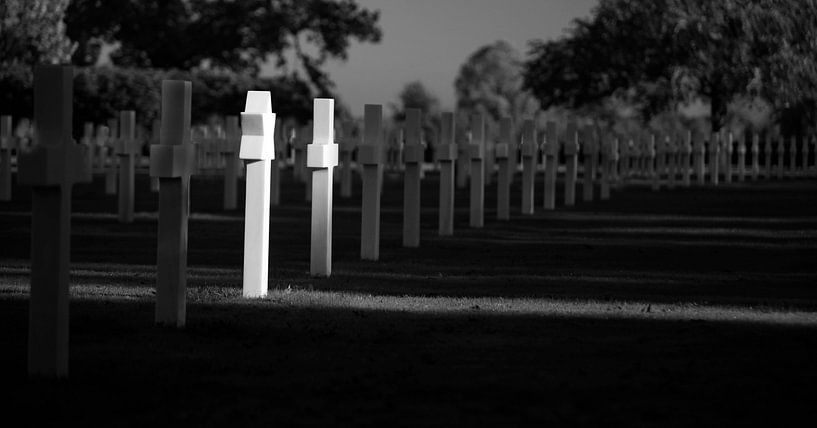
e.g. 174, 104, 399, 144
563, 122, 579, 206
468, 113, 485, 228
543, 121, 558, 210
437, 112, 457, 236
0, 115, 12, 201
751, 131, 760, 181
307, 98, 338, 276
116, 110, 139, 223
105, 117, 118, 195
221, 116, 240, 210
339, 121, 357, 198
240, 91, 276, 297
520, 119, 538, 214
80, 122, 94, 183
583, 126, 599, 200
403, 108, 423, 247
151, 80, 195, 326
495, 118, 513, 220
20, 65, 89, 377
709, 130, 720, 185
359, 105, 383, 259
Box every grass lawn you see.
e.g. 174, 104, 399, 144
1, 167, 816, 426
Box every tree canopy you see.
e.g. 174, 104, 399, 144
455, 40, 540, 127
65, 0, 382, 96
391, 81, 440, 121
524, 0, 817, 132
0, 0, 75, 67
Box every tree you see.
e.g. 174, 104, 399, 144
391, 81, 440, 121
524, 0, 817, 133
0, 0, 75, 67
454, 40, 540, 126
64, 0, 382, 96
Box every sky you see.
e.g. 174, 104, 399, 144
261, 0, 598, 116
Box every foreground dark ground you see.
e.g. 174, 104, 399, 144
1, 166, 816, 426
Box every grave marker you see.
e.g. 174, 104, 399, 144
222, 116, 240, 210
307, 99, 338, 276
666, 133, 677, 189
709, 131, 720, 185
340, 121, 357, 198
723, 130, 733, 183
151, 80, 195, 326
360, 105, 383, 259
468, 113, 485, 228
737, 131, 747, 182
105, 117, 118, 195
485, 130, 495, 187
652, 132, 665, 191
20, 65, 89, 376
403, 109, 423, 247
751, 131, 760, 181
240, 91, 276, 297
681, 130, 693, 187
564, 122, 579, 206
763, 130, 773, 179
777, 133, 786, 179
495, 118, 513, 220
543, 121, 558, 210
693, 130, 705, 185
520, 119, 538, 214
582, 126, 598, 200
150, 120, 160, 192
95, 125, 108, 173
437, 112, 457, 236
456, 122, 470, 190
0, 115, 12, 201
599, 133, 610, 200
270, 119, 288, 207
293, 125, 307, 183
115, 110, 139, 223
80, 122, 94, 183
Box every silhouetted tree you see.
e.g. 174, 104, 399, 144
65, 0, 382, 95
391, 81, 440, 121
0, 0, 75, 67
524, 0, 817, 133
455, 40, 540, 126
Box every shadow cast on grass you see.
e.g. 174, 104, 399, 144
1, 296, 815, 426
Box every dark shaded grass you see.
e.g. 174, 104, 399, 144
1, 167, 817, 425
1, 296, 816, 427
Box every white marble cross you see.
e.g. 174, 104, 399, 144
307, 98, 338, 276
240, 91, 276, 297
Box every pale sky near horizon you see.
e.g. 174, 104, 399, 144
262, 0, 598, 116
